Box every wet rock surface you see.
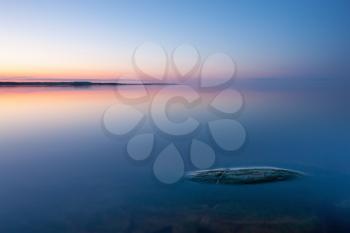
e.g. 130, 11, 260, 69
185, 167, 305, 184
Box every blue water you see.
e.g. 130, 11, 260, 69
0, 79, 349, 233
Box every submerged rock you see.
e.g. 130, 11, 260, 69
185, 167, 305, 184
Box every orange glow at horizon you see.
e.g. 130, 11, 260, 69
0, 69, 124, 80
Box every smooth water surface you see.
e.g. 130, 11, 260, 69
0, 80, 349, 233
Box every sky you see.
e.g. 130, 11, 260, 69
0, 0, 349, 80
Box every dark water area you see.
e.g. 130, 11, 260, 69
0, 79, 349, 233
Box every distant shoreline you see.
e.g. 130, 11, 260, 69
0, 81, 172, 87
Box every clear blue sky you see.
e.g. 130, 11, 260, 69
0, 0, 348, 79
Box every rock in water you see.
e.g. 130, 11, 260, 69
185, 167, 304, 184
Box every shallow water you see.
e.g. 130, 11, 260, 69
0, 80, 349, 233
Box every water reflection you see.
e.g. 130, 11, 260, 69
0, 83, 349, 233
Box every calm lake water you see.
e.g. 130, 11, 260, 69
0, 80, 349, 233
